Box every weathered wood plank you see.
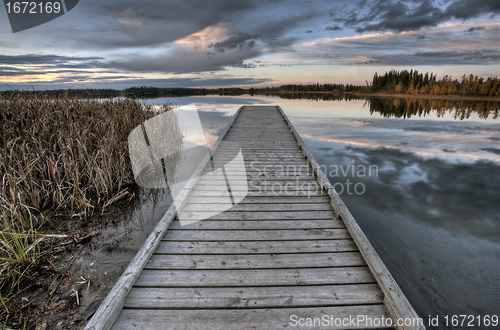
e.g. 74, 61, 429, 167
237, 145, 301, 149
162, 229, 351, 241
185, 196, 330, 204
188, 190, 326, 197
177, 211, 337, 220
199, 175, 317, 181
230, 126, 291, 129
237, 148, 302, 152
226, 130, 292, 133
225, 135, 298, 138
112, 305, 392, 330
225, 133, 295, 139
209, 162, 311, 166
195, 180, 322, 186
146, 252, 365, 269
181, 203, 332, 212
208, 166, 314, 173
208, 158, 309, 163
224, 139, 298, 143
170, 219, 344, 230
124, 284, 383, 308
216, 152, 302, 156
214, 168, 314, 173
213, 154, 304, 159
134, 267, 375, 287
154, 239, 358, 254
188, 185, 323, 191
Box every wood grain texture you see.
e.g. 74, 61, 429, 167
112, 305, 392, 330
134, 267, 375, 287
169, 219, 344, 230
162, 229, 351, 241
154, 239, 358, 254
124, 284, 383, 308
145, 252, 366, 269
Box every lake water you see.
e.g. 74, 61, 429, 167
84, 94, 499, 329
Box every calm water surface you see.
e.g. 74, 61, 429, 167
83, 95, 499, 328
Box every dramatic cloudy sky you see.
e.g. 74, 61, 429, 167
1, 0, 499, 89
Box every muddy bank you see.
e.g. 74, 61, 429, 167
4, 187, 173, 329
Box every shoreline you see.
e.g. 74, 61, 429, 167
254, 91, 500, 102
351, 92, 500, 102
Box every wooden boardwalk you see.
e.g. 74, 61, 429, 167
86, 106, 424, 330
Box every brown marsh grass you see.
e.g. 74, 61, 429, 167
0, 93, 169, 228
0, 93, 169, 305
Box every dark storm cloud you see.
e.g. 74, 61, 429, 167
0, 54, 102, 65
106, 50, 260, 74
352, 59, 381, 65
325, 25, 342, 31
465, 26, 486, 32
251, 12, 316, 49
85, 0, 260, 47
481, 148, 500, 155
212, 33, 257, 53
102, 9, 317, 74
228, 62, 257, 68
363, 49, 500, 65
0, 69, 108, 77
331, 0, 500, 33
128, 76, 272, 87
82, 0, 307, 51
70, 1, 316, 74
0, 54, 110, 77
444, 0, 500, 20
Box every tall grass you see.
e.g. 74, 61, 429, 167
0, 93, 170, 322
0, 93, 168, 229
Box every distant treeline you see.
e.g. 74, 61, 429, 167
262, 83, 368, 93
2, 71, 500, 98
369, 97, 499, 120
0, 87, 250, 99
259, 92, 365, 101
122, 86, 249, 98
0, 88, 121, 98
371, 70, 500, 96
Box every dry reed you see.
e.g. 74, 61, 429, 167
0, 93, 168, 229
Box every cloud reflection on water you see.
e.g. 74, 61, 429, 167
295, 117, 500, 163
289, 113, 500, 319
